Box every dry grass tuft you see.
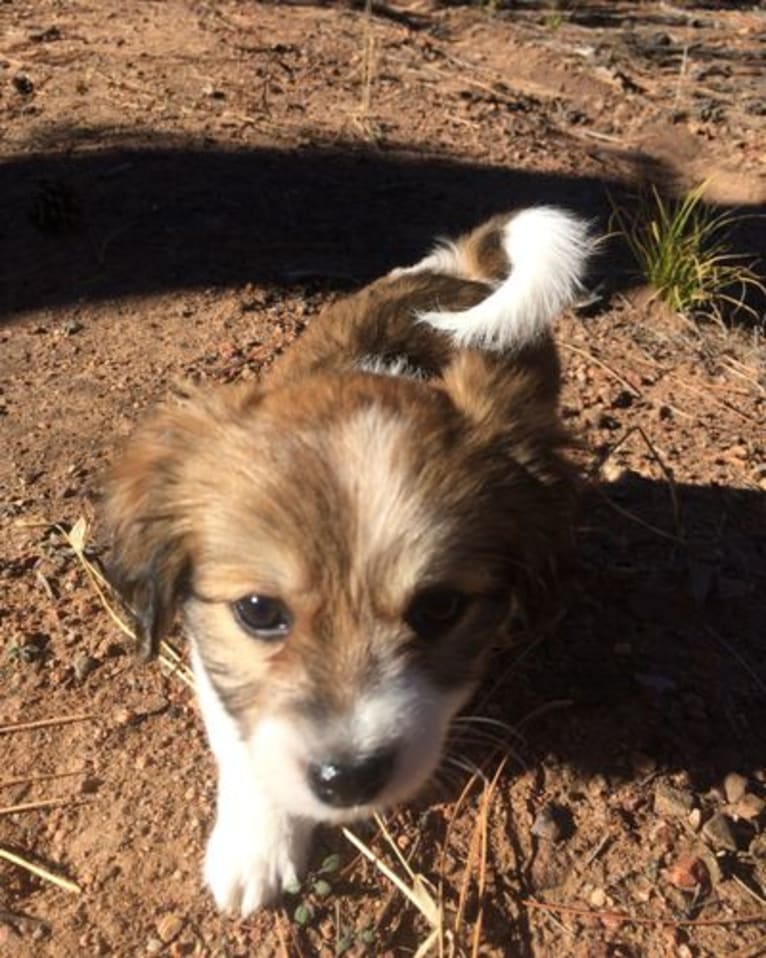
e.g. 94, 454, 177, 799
611, 183, 765, 322
343, 750, 508, 956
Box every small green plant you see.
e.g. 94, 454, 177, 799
545, 12, 564, 29
612, 183, 764, 321
287, 851, 377, 954
287, 852, 341, 927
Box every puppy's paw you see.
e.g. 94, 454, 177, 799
204, 815, 309, 916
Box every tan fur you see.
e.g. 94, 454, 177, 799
104, 214, 576, 730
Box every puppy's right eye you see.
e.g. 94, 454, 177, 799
405, 587, 469, 640
232, 595, 292, 640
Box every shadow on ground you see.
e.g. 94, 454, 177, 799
488, 473, 766, 789
2, 131, 764, 322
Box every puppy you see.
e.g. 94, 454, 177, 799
104, 206, 594, 915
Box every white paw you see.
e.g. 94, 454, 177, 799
204, 815, 310, 916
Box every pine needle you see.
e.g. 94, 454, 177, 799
0, 846, 81, 894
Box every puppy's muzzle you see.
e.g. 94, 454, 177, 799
307, 746, 397, 808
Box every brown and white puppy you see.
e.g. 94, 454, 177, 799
104, 206, 594, 915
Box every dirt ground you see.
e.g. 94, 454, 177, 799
1, 1, 765, 955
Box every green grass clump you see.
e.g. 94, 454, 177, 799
613, 183, 764, 321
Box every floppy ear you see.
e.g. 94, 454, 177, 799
103, 384, 261, 658
103, 405, 196, 658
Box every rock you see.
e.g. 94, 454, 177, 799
666, 855, 710, 891
601, 460, 625, 483
732, 794, 765, 823
146, 939, 164, 955
73, 652, 97, 682
112, 706, 132, 726
13, 74, 35, 95
598, 413, 621, 431
649, 820, 676, 852
697, 847, 723, 885
156, 914, 184, 944
587, 774, 608, 797
702, 812, 738, 852
612, 389, 634, 410
688, 808, 702, 831
723, 772, 748, 804
531, 803, 572, 843
654, 782, 695, 819
589, 887, 607, 908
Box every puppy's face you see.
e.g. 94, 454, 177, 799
106, 359, 571, 821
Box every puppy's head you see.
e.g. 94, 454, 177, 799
105, 359, 573, 822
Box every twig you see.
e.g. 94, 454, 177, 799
580, 834, 611, 872
0, 797, 88, 817
593, 483, 684, 544
732, 873, 766, 907
634, 425, 683, 537
470, 758, 507, 958
719, 356, 766, 395
343, 825, 440, 932
0, 769, 86, 790
560, 341, 642, 396
60, 518, 195, 689
0, 847, 81, 894
522, 897, 766, 928
56, 521, 134, 639
674, 379, 761, 424
515, 699, 574, 731
705, 626, 766, 696
0, 714, 95, 735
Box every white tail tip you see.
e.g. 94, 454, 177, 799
419, 207, 596, 352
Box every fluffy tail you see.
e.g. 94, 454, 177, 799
416, 207, 596, 352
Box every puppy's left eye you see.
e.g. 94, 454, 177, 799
405, 588, 469, 640
232, 595, 292, 640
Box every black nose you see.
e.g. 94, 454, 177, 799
308, 748, 397, 808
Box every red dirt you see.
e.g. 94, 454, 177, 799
1, 2, 765, 956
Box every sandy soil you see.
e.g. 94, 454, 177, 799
1, 1, 765, 955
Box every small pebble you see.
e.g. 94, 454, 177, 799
14, 74, 35, 95
732, 793, 765, 822
702, 812, 738, 852
531, 802, 571, 842
723, 772, 748, 805
146, 939, 163, 955
654, 782, 695, 819
156, 913, 183, 944
589, 887, 607, 908
612, 389, 634, 409
112, 706, 132, 726
667, 855, 710, 891
587, 774, 608, 797
601, 460, 625, 483
73, 652, 97, 682
688, 808, 702, 831
649, 820, 676, 852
